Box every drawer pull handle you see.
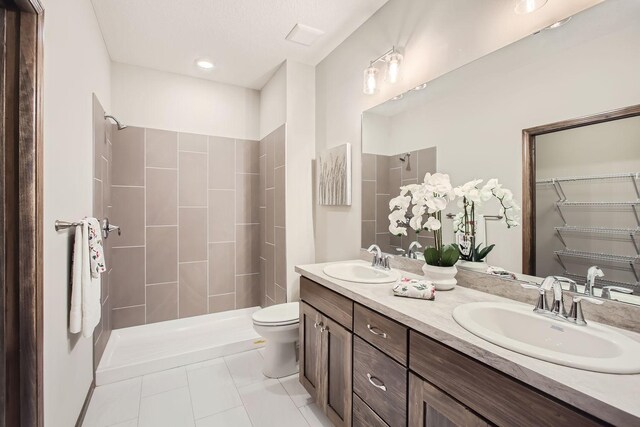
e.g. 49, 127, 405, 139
367, 324, 387, 339
367, 373, 387, 391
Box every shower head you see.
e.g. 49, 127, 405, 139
104, 114, 127, 130
399, 153, 411, 162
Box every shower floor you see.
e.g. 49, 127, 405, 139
96, 307, 264, 385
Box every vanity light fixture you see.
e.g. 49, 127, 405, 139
546, 17, 572, 30
363, 46, 403, 95
514, 0, 547, 14
413, 83, 428, 91
392, 94, 404, 101
195, 58, 215, 70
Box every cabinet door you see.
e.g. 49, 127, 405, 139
299, 302, 322, 398
408, 373, 489, 427
321, 315, 353, 427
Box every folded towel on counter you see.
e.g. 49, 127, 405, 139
69, 218, 103, 337
393, 277, 436, 300
486, 266, 517, 280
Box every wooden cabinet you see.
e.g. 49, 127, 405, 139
408, 373, 489, 427
300, 300, 352, 427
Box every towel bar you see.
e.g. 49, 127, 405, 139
55, 218, 121, 238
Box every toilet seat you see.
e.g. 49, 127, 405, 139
252, 302, 299, 327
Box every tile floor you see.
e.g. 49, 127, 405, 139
83, 349, 333, 427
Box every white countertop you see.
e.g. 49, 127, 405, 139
296, 260, 640, 426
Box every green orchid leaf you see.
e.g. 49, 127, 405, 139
440, 244, 460, 267
423, 247, 440, 266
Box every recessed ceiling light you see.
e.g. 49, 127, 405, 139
413, 83, 427, 91
196, 58, 215, 70
546, 17, 572, 30
514, 0, 548, 15
392, 94, 404, 101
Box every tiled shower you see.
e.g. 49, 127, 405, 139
101, 123, 286, 332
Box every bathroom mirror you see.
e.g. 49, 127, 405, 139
361, 1, 640, 306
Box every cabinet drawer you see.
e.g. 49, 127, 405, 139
354, 303, 407, 365
409, 331, 603, 427
300, 276, 353, 330
353, 393, 388, 427
353, 336, 407, 427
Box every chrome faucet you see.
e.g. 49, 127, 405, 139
585, 266, 604, 296
601, 285, 633, 300
367, 244, 392, 270
522, 276, 600, 325
407, 241, 423, 259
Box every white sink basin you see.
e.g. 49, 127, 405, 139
323, 263, 400, 284
453, 302, 640, 374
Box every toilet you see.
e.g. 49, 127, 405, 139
252, 302, 300, 378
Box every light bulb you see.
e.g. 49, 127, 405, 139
196, 58, 215, 70
385, 52, 403, 84
363, 66, 378, 95
514, 0, 548, 14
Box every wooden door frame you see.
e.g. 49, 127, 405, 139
1, 0, 44, 425
522, 103, 640, 275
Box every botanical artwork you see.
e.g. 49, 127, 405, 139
318, 143, 352, 206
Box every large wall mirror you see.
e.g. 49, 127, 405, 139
361, 1, 640, 306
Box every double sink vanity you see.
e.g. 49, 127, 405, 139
295, 260, 640, 427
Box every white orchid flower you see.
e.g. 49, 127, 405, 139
389, 223, 407, 236
423, 216, 441, 231
389, 195, 411, 211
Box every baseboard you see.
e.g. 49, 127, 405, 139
75, 379, 95, 427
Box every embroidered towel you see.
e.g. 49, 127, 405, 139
69, 219, 103, 337
86, 217, 106, 278
393, 277, 436, 300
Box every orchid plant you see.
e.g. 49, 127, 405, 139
388, 173, 460, 267
451, 178, 520, 262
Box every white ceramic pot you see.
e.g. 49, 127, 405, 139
457, 260, 488, 273
422, 263, 458, 291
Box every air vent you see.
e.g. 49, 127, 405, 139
285, 23, 324, 47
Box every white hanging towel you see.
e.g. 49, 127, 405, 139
69, 218, 104, 337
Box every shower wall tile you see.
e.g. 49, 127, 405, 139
362, 221, 375, 249
110, 126, 263, 328
401, 151, 419, 181
265, 189, 275, 244
208, 190, 235, 242
265, 136, 275, 188
179, 262, 208, 318
208, 242, 235, 295
236, 173, 259, 224
275, 227, 286, 288
274, 126, 286, 168
263, 243, 275, 302
179, 208, 207, 262
417, 147, 437, 180
274, 166, 285, 227
209, 136, 235, 189
146, 129, 177, 168
375, 155, 389, 195
236, 140, 260, 173
236, 224, 259, 274
146, 283, 178, 324
236, 274, 260, 309
209, 294, 235, 314
179, 152, 207, 207
146, 168, 178, 226
146, 226, 178, 284
376, 195, 389, 233
112, 305, 145, 329
112, 126, 145, 186
111, 186, 145, 246
111, 247, 145, 308
362, 153, 376, 181
179, 132, 208, 153
362, 180, 375, 221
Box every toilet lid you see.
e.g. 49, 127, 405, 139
252, 302, 299, 326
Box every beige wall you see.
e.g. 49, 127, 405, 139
535, 116, 640, 286
42, 0, 112, 425
315, 0, 640, 272
108, 127, 261, 327
112, 62, 261, 140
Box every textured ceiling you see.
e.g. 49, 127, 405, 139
91, 0, 389, 89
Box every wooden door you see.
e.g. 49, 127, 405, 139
408, 373, 489, 427
321, 315, 352, 427
299, 302, 322, 398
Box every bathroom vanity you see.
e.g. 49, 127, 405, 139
296, 261, 640, 427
